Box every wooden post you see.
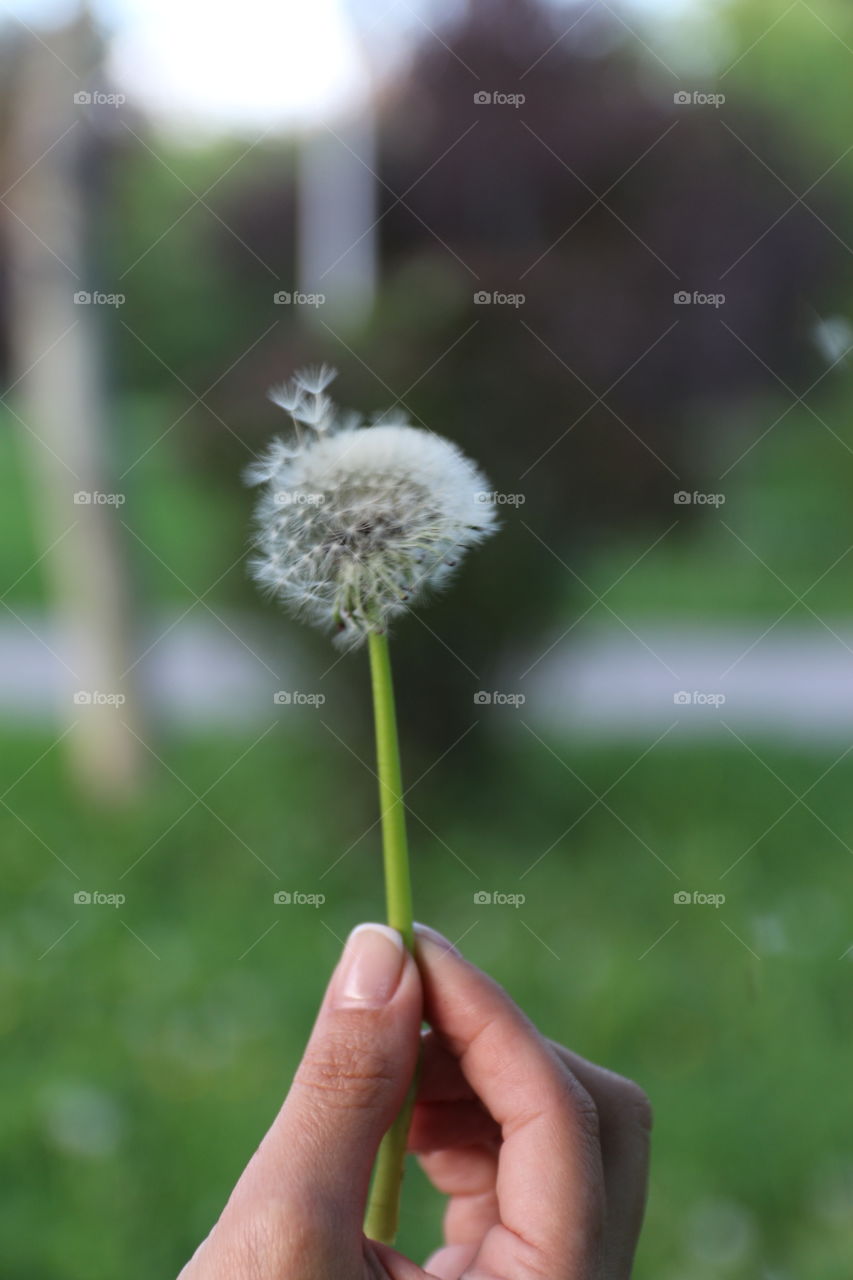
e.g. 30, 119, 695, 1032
2, 13, 145, 802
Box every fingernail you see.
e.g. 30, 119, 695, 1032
334, 924, 406, 1009
414, 922, 461, 957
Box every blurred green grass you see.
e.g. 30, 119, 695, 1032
3, 721, 853, 1278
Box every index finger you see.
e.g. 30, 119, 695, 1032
414, 925, 605, 1280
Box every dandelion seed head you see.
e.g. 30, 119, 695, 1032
247, 369, 498, 646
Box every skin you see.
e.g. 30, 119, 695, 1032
179, 923, 652, 1280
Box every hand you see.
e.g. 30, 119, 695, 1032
179, 922, 651, 1279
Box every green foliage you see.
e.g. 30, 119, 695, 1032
721, 0, 853, 167
581, 373, 853, 619
109, 139, 294, 391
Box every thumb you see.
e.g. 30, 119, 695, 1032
246, 924, 422, 1239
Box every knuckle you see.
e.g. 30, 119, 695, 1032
298, 1034, 395, 1112
613, 1076, 654, 1134
562, 1073, 601, 1143
545, 1042, 601, 1138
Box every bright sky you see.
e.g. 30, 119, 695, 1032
111, 0, 373, 131
1, 0, 717, 133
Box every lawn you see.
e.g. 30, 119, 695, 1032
3, 723, 851, 1277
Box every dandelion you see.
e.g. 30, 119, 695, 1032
247, 366, 497, 647
246, 369, 498, 1246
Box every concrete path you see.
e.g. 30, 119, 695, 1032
522, 623, 853, 742
1, 616, 852, 741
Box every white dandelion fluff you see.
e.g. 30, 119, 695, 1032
247, 368, 498, 646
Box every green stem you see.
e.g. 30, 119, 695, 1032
364, 629, 415, 1245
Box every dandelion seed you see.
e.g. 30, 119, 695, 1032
293, 363, 337, 395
